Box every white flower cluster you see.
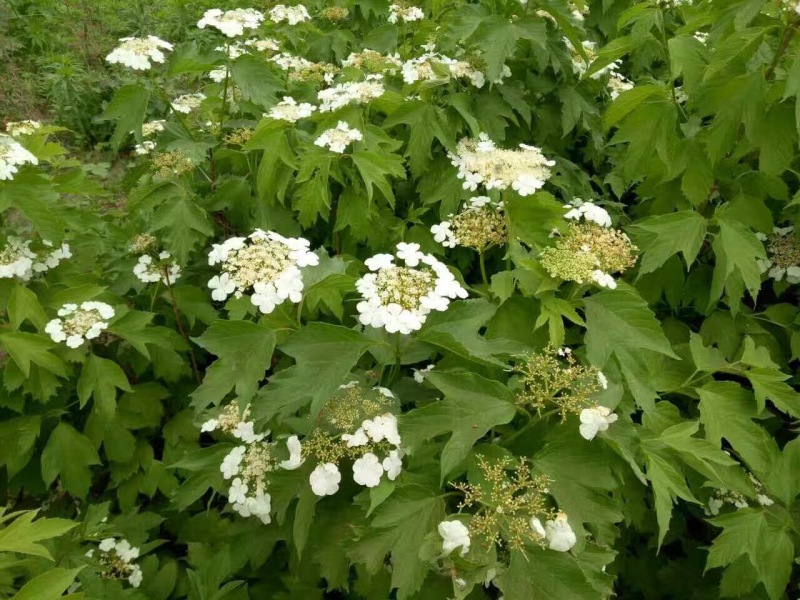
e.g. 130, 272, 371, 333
46, 302, 115, 348
269, 4, 311, 24
757, 226, 800, 284
438, 520, 470, 556
105, 36, 173, 70
208, 67, 229, 83
318, 76, 386, 112
564, 38, 634, 98
608, 73, 635, 99
708, 474, 773, 516
0, 134, 38, 181
563, 199, 612, 228
93, 538, 143, 588
579, 405, 617, 440
784, 0, 800, 15
356, 243, 468, 334
388, 4, 425, 23
530, 512, 577, 552
413, 363, 434, 383
401, 49, 504, 88
0, 237, 71, 280
342, 49, 402, 74
171, 93, 206, 114
266, 96, 317, 122
201, 402, 266, 444
134, 141, 156, 156
133, 251, 182, 285
198, 8, 265, 37
449, 133, 555, 196
5, 120, 41, 137
207, 229, 319, 313
430, 196, 506, 250
245, 38, 281, 54
220, 444, 273, 523
314, 121, 363, 153
141, 120, 165, 137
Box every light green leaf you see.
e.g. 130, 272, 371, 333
628, 211, 706, 274
77, 354, 131, 420
0, 511, 77, 560
41, 423, 101, 498
11, 567, 83, 600
99, 84, 149, 150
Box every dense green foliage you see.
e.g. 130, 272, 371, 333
3, 0, 800, 598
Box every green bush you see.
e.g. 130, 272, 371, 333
1, 0, 800, 598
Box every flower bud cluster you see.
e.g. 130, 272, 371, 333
46, 302, 115, 348
319, 6, 350, 21
401, 48, 504, 88
0, 237, 71, 280
0, 134, 38, 181
5, 120, 41, 137
342, 49, 402, 74
431, 196, 507, 250
89, 538, 143, 588
756, 226, 800, 284
171, 93, 206, 114
207, 229, 319, 313
151, 151, 194, 178
448, 133, 555, 196
356, 243, 468, 334
105, 36, 173, 70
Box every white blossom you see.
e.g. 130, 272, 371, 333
45, 301, 114, 348
198, 8, 265, 37
318, 78, 385, 112
133, 251, 181, 285
597, 371, 608, 390
233, 421, 266, 444
591, 269, 617, 289
106, 36, 173, 70
310, 462, 341, 496
563, 199, 612, 228
314, 121, 363, 153
342, 427, 370, 447
361, 413, 401, 445
0, 237, 70, 280
134, 141, 156, 156
267, 96, 317, 122
579, 405, 618, 440
353, 452, 384, 487
413, 363, 435, 383
530, 517, 546, 539
208, 67, 229, 82
201, 418, 219, 432
438, 520, 470, 556
229, 477, 248, 504
269, 4, 311, 24
221, 446, 247, 479
278, 435, 304, 470
0, 134, 38, 181
545, 513, 577, 552
382, 449, 403, 480
171, 93, 206, 114
388, 4, 425, 23
5, 120, 42, 137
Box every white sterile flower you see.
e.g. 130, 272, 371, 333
233, 489, 272, 524
46, 301, 115, 348
278, 435, 304, 470
5, 120, 42, 137
116, 540, 140, 563
208, 67, 229, 82
530, 517, 546, 539
438, 520, 470, 556
579, 405, 618, 441
382, 449, 403, 480
430, 222, 457, 248
133, 252, 181, 285
310, 463, 341, 496
317, 80, 386, 112
106, 36, 173, 70
0, 134, 38, 181
314, 121, 363, 153
267, 96, 317, 122
597, 371, 608, 390
511, 173, 545, 196
356, 244, 468, 334
361, 413, 401, 445
0, 238, 35, 279
207, 230, 319, 313
591, 270, 617, 289
229, 477, 248, 504
201, 418, 219, 432
269, 4, 311, 24
413, 363, 435, 383
564, 199, 612, 227
232, 421, 266, 444
221, 446, 247, 479
141, 120, 165, 137
365, 253, 394, 271
171, 93, 206, 114
388, 4, 424, 23
757, 494, 774, 507
128, 565, 143, 588
608, 73, 635, 99
342, 427, 370, 447
545, 513, 577, 552
99, 538, 116, 552
245, 38, 281, 53
134, 141, 156, 155
353, 452, 384, 487
198, 8, 265, 37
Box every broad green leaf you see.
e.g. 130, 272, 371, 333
41, 423, 101, 498
0, 416, 41, 478
77, 354, 131, 420
8, 285, 47, 331
99, 84, 149, 150
230, 55, 283, 107
710, 216, 765, 305
11, 567, 83, 600
0, 511, 77, 559
151, 196, 213, 264
351, 150, 406, 203
628, 211, 706, 274
0, 332, 66, 378
505, 191, 568, 249
497, 549, 601, 600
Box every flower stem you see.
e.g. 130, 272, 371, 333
479, 251, 489, 288
163, 267, 201, 383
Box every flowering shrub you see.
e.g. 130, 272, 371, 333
3, 0, 800, 598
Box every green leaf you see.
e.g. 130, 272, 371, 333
604, 85, 668, 129
99, 84, 149, 150
0, 511, 77, 559
77, 354, 131, 420
467, 16, 545, 82
505, 191, 568, 249
0, 416, 41, 478
351, 150, 406, 203
710, 216, 765, 305
497, 549, 600, 600
0, 332, 66, 378
8, 285, 47, 331
645, 448, 699, 548
41, 423, 101, 498
191, 320, 277, 409
10, 567, 83, 600
401, 371, 516, 480
151, 196, 213, 264
230, 55, 283, 107
628, 211, 707, 274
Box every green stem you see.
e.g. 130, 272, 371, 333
164, 267, 201, 383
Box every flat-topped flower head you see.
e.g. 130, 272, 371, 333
207, 229, 319, 313
106, 36, 173, 70
0, 134, 38, 181
757, 226, 800, 284
431, 196, 506, 250
201, 402, 266, 443
388, 3, 424, 23
0, 237, 70, 280
269, 4, 311, 24
342, 49, 402, 74
92, 537, 143, 588
244, 38, 281, 54
46, 301, 115, 348
208, 67, 229, 82
314, 121, 363, 153
319, 6, 350, 21
449, 134, 555, 196
133, 251, 181, 285
171, 93, 206, 114
267, 96, 317, 122
356, 243, 468, 334
5, 120, 42, 137
319, 383, 397, 433
141, 120, 166, 137
317, 78, 386, 112
134, 141, 156, 156
608, 73, 635, 99
198, 8, 265, 37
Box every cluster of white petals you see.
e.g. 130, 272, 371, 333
95, 538, 143, 587
141, 120, 165, 137
430, 196, 505, 250
46, 301, 115, 348
267, 96, 317, 122
278, 435, 304, 470
413, 363, 435, 383
208, 67, 229, 83
134, 141, 156, 156
330, 412, 404, 491
105, 36, 173, 70
608, 73, 635, 99
342, 49, 402, 73
579, 405, 618, 440
563, 199, 612, 228
401, 48, 504, 88
318, 76, 386, 112
5, 120, 41, 137
269, 4, 311, 24
198, 8, 265, 37
245, 38, 281, 54
356, 243, 468, 334
449, 133, 555, 196
388, 4, 425, 23
310, 462, 342, 496
221, 446, 273, 524
438, 520, 471, 556
207, 229, 319, 313
314, 121, 363, 153
564, 38, 634, 97
133, 251, 181, 285
0, 237, 71, 280
0, 134, 38, 181
530, 512, 577, 552
171, 93, 206, 114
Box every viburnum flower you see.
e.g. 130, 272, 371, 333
208, 67, 229, 83
269, 4, 311, 24
448, 134, 555, 196
5, 120, 41, 137
438, 520, 471, 556
198, 8, 265, 37
756, 226, 800, 284
105, 36, 173, 70
319, 6, 350, 21
563, 199, 612, 228
92, 538, 143, 588
244, 38, 281, 54
0, 237, 71, 280
134, 141, 156, 156
221, 446, 247, 479
530, 517, 547, 539
266, 96, 317, 122
356, 243, 468, 334
353, 452, 384, 487
579, 405, 618, 440
431, 196, 507, 250
133, 251, 181, 285
608, 73, 635, 99
278, 435, 304, 470
317, 77, 386, 112
207, 229, 319, 313
314, 121, 363, 153
544, 513, 577, 552
201, 403, 266, 442
46, 302, 115, 348
310, 463, 341, 496
564, 38, 620, 79
382, 449, 403, 480
388, 4, 425, 23
361, 413, 401, 445
342, 49, 402, 74
171, 93, 206, 114
413, 363, 434, 383
0, 134, 38, 181
220, 441, 275, 524
140, 120, 165, 137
